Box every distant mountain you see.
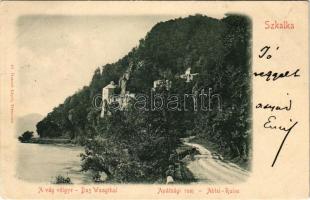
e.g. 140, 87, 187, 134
16, 113, 43, 137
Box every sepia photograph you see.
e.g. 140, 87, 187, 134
15, 14, 252, 185
0, 1, 309, 199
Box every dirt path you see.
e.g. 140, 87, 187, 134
182, 138, 249, 184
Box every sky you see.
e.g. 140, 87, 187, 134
17, 15, 178, 117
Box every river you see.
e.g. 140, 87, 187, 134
16, 143, 93, 184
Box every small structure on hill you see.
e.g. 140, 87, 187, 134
100, 81, 117, 117
100, 81, 135, 118
179, 68, 199, 83
152, 80, 172, 91
101, 81, 117, 104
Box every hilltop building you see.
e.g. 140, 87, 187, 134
100, 81, 117, 117
179, 68, 199, 83
100, 81, 135, 118
101, 81, 117, 103
152, 80, 172, 91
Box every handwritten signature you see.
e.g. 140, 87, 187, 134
263, 115, 298, 167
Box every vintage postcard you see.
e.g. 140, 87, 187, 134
0, 1, 309, 199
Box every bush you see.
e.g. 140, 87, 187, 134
18, 131, 34, 143
53, 175, 72, 184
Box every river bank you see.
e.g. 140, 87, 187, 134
22, 137, 72, 144
18, 137, 211, 184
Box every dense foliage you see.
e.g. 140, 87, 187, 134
36, 14, 252, 182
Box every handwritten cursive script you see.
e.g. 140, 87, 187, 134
263, 115, 298, 167
253, 69, 300, 81
256, 93, 292, 112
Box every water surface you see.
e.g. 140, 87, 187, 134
17, 143, 93, 184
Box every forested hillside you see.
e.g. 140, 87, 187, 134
36, 14, 251, 182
